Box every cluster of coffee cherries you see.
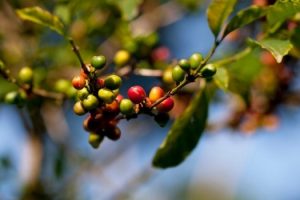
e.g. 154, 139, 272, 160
71, 55, 175, 148
163, 52, 217, 85
3, 66, 33, 106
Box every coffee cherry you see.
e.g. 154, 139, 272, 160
157, 97, 174, 113
162, 68, 174, 84
72, 75, 86, 90
105, 100, 119, 113
18, 67, 33, 84
82, 94, 99, 110
54, 79, 71, 93
4, 91, 19, 104
96, 78, 105, 89
172, 65, 185, 83
114, 50, 130, 66
80, 69, 88, 79
151, 46, 170, 61
73, 101, 87, 116
200, 64, 217, 78
178, 59, 191, 71
154, 113, 170, 127
83, 114, 103, 132
104, 125, 121, 141
189, 53, 203, 69
77, 87, 89, 100
120, 99, 134, 115
98, 88, 115, 104
127, 85, 146, 104
149, 86, 165, 103
91, 55, 106, 69
115, 94, 123, 103
104, 75, 122, 90
88, 132, 104, 148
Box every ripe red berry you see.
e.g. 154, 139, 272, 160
72, 75, 86, 90
127, 85, 146, 104
149, 86, 165, 103
115, 94, 123, 103
151, 46, 170, 61
157, 97, 174, 113
80, 69, 88, 79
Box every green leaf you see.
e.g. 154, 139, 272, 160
110, 0, 143, 20
152, 86, 209, 168
227, 49, 262, 99
267, 0, 300, 33
16, 6, 65, 35
248, 38, 293, 63
214, 67, 229, 90
224, 6, 267, 37
207, 0, 237, 38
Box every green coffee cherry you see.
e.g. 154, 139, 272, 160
119, 99, 134, 115
178, 59, 190, 71
104, 75, 122, 90
88, 132, 104, 149
172, 65, 185, 82
114, 50, 130, 66
200, 64, 217, 78
189, 53, 203, 69
0, 61, 5, 71
91, 55, 106, 69
4, 91, 19, 104
18, 67, 33, 84
77, 88, 89, 100
82, 94, 99, 110
98, 88, 115, 104
54, 79, 71, 93
73, 101, 87, 116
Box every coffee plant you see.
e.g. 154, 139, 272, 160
0, 0, 300, 198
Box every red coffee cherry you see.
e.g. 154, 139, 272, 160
115, 94, 123, 103
96, 78, 105, 89
127, 85, 146, 104
149, 86, 165, 103
72, 75, 86, 90
80, 69, 88, 79
105, 100, 120, 113
157, 97, 174, 113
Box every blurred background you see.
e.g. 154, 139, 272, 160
1, 0, 300, 199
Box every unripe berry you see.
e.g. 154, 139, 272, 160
127, 85, 146, 104
4, 91, 19, 104
149, 86, 165, 103
73, 101, 87, 116
82, 94, 99, 110
120, 99, 134, 115
104, 75, 122, 90
77, 87, 89, 100
162, 68, 174, 84
178, 59, 191, 71
200, 64, 217, 78
54, 79, 71, 93
72, 75, 86, 90
18, 67, 33, 84
114, 50, 130, 66
172, 65, 185, 83
88, 132, 104, 148
157, 97, 174, 113
91, 55, 106, 69
189, 53, 203, 69
98, 88, 115, 104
